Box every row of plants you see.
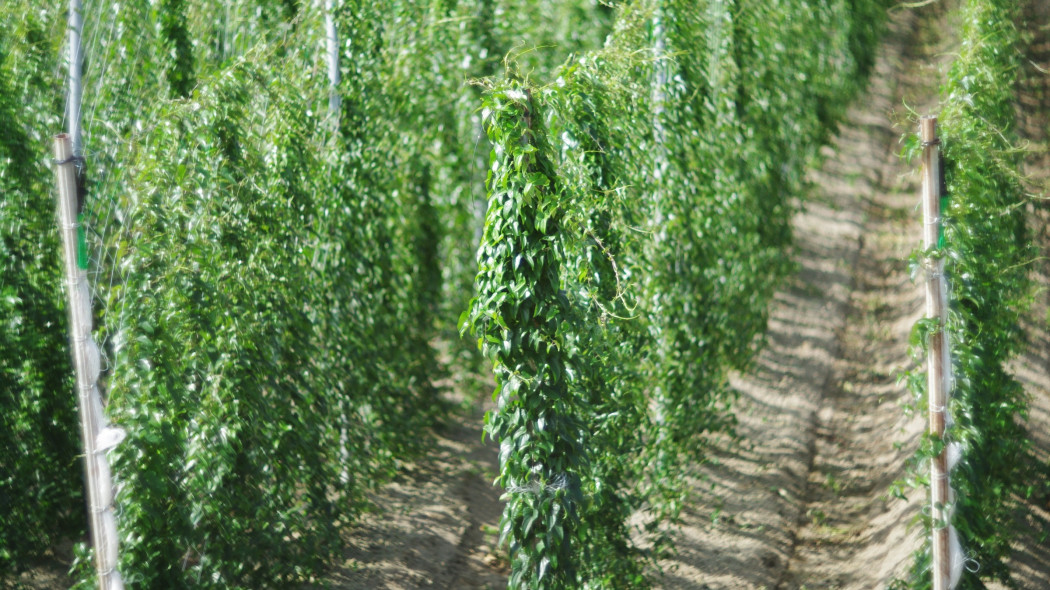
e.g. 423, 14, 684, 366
0, 0, 896, 587
465, 0, 888, 587
0, 0, 619, 586
897, 0, 1037, 587
0, 5, 84, 577
2, 0, 894, 583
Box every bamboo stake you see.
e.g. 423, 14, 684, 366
921, 116, 951, 590
53, 135, 123, 590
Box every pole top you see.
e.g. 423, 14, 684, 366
53, 134, 73, 160
920, 116, 938, 143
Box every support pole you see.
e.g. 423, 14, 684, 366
54, 135, 123, 590
325, 0, 340, 123
67, 0, 84, 156
920, 115, 951, 590
649, 9, 670, 440
652, 11, 668, 191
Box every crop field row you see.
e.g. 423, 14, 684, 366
1, 1, 1047, 589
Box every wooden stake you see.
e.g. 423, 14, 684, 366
54, 135, 122, 590
921, 116, 951, 590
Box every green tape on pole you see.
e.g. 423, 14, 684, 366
77, 213, 89, 270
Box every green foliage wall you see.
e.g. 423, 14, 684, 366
88, 8, 446, 584
102, 66, 340, 587
0, 4, 84, 579
374, 0, 619, 343
1, 0, 622, 585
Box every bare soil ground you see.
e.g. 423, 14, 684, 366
16, 3, 1050, 589
304, 371, 507, 590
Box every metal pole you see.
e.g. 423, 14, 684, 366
53, 135, 123, 590
68, 0, 84, 156
325, 0, 340, 123
920, 115, 951, 590
649, 8, 670, 440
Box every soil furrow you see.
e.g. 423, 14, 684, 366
659, 7, 948, 589
774, 7, 934, 583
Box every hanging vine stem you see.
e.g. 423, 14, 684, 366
581, 226, 638, 319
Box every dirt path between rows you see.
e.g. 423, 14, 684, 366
655, 7, 938, 588
307, 372, 507, 590
1005, 1, 1050, 586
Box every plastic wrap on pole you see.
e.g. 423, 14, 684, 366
948, 526, 964, 588
94, 453, 113, 507
940, 276, 954, 429
89, 384, 106, 434
946, 442, 962, 471
96, 426, 127, 452
99, 508, 119, 570
85, 337, 101, 384
76, 277, 92, 333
